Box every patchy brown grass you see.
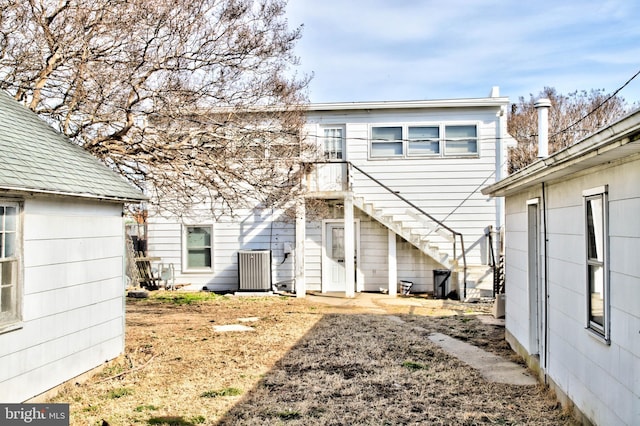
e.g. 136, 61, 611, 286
49, 292, 576, 425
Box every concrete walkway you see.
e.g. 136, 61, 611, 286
305, 291, 537, 387
427, 332, 537, 385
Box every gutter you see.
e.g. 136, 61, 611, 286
306, 97, 510, 112
0, 186, 147, 203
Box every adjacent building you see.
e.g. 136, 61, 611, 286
0, 91, 145, 402
483, 104, 640, 425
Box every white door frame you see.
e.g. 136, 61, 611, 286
527, 198, 544, 363
321, 219, 361, 293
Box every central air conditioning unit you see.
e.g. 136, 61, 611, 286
238, 250, 272, 292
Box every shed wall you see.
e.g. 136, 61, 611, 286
503, 158, 640, 426
0, 196, 126, 402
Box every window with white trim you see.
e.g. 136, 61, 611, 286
0, 202, 20, 329
183, 225, 213, 271
370, 124, 479, 158
408, 126, 440, 155
371, 126, 403, 157
444, 125, 478, 156
583, 186, 609, 341
323, 127, 344, 160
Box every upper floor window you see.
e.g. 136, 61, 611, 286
323, 127, 344, 160
583, 186, 609, 342
444, 125, 477, 156
371, 126, 402, 157
0, 202, 20, 330
408, 126, 440, 155
370, 124, 478, 158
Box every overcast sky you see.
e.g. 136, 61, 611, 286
286, 0, 640, 105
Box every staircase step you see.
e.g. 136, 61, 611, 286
354, 194, 459, 270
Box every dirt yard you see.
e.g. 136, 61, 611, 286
49, 292, 576, 425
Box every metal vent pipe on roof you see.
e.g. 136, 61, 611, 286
535, 98, 552, 158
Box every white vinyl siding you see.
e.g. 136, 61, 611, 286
148, 208, 295, 291
304, 210, 444, 293
358, 216, 389, 292
502, 158, 640, 426
0, 197, 126, 402
303, 108, 500, 269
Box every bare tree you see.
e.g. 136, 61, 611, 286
0, 0, 312, 216
507, 87, 630, 173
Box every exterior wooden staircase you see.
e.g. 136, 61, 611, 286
352, 193, 495, 299
353, 197, 456, 269
306, 161, 497, 299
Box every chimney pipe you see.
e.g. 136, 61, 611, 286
535, 98, 552, 158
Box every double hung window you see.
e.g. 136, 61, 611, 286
583, 186, 609, 341
444, 125, 477, 155
371, 126, 403, 157
0, 202, 20, 328
408, 126, 440, 155
184, 225, 213, 271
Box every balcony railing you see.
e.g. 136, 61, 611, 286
304, 162, 349, 193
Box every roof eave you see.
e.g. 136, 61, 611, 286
0, 186, 148, 203
306, 97, 510, 112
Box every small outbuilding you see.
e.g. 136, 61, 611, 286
483, 105, 640, 425
0, 90, 145, 402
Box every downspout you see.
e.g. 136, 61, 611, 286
541, 182, 549, 384
535, 98, 551, 383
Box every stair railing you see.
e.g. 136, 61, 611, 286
306, 161, 468, 296
487, 225, 505, 297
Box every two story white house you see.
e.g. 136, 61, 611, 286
146, 88, 513, 299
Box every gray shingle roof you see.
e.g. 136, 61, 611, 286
0, 90, 145, 202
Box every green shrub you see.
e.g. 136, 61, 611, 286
151, 292, 222, 305
134, 405, 158, 412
